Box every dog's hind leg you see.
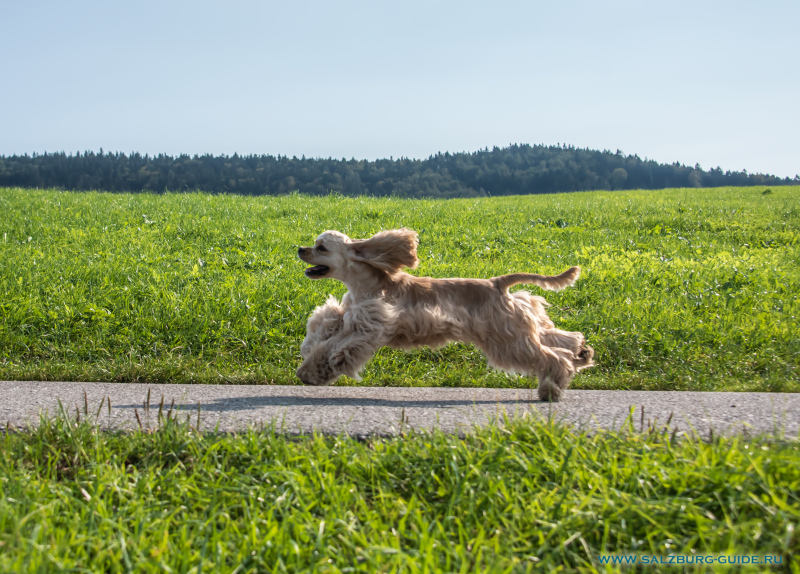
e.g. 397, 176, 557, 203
478, 337, 574, 402
535, 347, 577, 402
573, 344, 594, 370
539, 329, 594, 371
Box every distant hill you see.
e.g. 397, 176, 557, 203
0, 144, 795, 198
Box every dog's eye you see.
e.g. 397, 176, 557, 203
317, 245, 327, 253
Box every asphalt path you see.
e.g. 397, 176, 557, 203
1, 381, 797, 439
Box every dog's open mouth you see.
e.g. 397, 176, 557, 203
305, 265, 330, 278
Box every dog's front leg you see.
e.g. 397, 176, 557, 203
296, 327, 384, 386
297, 302, 391, 386
296, 341, 341, 386
300, 297, 345, 359
539, 328, 595, 371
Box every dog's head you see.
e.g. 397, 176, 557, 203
298, 228, 419, 286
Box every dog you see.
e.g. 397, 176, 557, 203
296, 228, 593, 401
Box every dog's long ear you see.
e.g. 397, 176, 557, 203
348, 228, 419, 273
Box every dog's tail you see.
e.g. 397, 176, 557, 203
492, 266, 580, 292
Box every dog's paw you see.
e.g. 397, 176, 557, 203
296, 355, 338, 386
537, 376, 563, 402
574, 344, 594, 370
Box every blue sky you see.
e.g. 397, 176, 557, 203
2, 0, 798, 177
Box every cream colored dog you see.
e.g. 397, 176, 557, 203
296, 228, 593, 401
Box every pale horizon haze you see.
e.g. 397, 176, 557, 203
2, 0, 798, 178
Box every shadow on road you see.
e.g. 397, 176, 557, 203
114, 394, 550, 412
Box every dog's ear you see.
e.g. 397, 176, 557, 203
348, 228, 419, 273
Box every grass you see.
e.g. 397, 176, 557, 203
0, 408, 798, 573
0, 185, 798, 391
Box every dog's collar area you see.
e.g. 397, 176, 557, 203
305, 265, 330, 278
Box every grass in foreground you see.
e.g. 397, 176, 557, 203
0, 413, 798, 572
0, 186, 798, 391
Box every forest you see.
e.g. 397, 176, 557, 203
0, 144, 795, 198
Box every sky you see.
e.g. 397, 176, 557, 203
1, 0, 798, 177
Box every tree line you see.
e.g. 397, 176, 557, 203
0, 144, 795, 198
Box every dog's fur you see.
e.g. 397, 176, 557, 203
296, 228, 593, 401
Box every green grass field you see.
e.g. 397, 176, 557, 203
1, 410, 798, 572
0, 186, 798, 391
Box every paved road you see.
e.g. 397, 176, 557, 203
1, 381, 797, 439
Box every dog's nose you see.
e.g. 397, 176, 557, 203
298, 247, 307, 255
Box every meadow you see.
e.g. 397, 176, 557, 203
0, 409, 798, 572
0, 185, 798, 391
